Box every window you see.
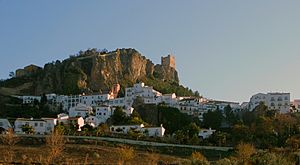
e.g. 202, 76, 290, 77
271, 97, 275, 101
34, 123, 38, 127
285, 96, 288, 100
104, 113, 106, 116
0, 122, 3, 126
40, 123, 44, 127
270, 103, 275, 106
278, 97, 282, 101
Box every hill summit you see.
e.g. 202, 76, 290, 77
1, 48, 195, 97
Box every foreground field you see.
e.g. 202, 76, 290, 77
0, 143, 189, 164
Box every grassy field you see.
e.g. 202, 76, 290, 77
0, 135, 233, 164
0, 144, 188, 164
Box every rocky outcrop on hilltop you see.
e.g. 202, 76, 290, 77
4, 48, 182, 95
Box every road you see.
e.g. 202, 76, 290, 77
16, 134, 233, 151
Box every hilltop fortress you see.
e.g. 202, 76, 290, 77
161, 54, 176, 69
11, 48, 180, 96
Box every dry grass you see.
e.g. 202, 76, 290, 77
236, 142, 256, 162
0, 144, 187, 164
44, 129, 65, 164
0, 128, 19, 163
117, 145, 135, 165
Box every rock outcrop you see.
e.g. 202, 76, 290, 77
18, 48, 180, 95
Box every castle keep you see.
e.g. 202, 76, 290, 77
161, 55, 176, 69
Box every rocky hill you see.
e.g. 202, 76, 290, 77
0, 48, 195, 96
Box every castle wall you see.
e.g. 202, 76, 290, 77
161, 55, 176, 69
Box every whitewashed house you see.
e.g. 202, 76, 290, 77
142, 125, 165, 137
110, 124, 166, 137
107, 97, 126, 107
198, 128, 216, 139
178, 98, 201, 115
124, 82, 163, 106
41, 118, 57, 133
69, 103, 93, 118
14, 118, 47, 134
110, 124, 144, 134
85, 116, 99, 127
249, 92, 290, 113
160, 93, 178, 107
80, 94, 111, 106
123, 106, 134, 116
0, 119, 12, 133
16, 95, 41, 104
56, 114, 84, 131
95, 105, 114, 124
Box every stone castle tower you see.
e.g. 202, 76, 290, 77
161, 54, 176, 69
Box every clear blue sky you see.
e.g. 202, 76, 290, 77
1, 0, 300, 103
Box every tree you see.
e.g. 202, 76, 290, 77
232, 123, 253, 144
203, 109, 223, 129
21, 124, 35, 134
209, 131, 229, 147
111, 107, 128, 125
185, 122, 200, 139
128, 110, 146, 125
224, 105, 238, 126
194, 91, 200, 97
96, 123, 110, 136
40, 93, 48, 105
81, 124, 94, 136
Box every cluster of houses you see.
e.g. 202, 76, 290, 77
3, 82, 299, 140
15, 82, 243, 122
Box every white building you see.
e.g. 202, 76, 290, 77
124, 82, 163, 106
85, 116, 100, 127
0, 119, 12, 133
110, 124, 144, 134
16, 95, 41, 104
69, 103, 93, 118
160, 93, 178, 107
80, 94, 111, 106
95, 105, 114, 124
207, 100, 240, 112
249, 92, 290, 113
178, 98, 201, 115
142, 125, 165, 137
41, 118, 58, 133
107, 97, 126, 107
110, 124, 165, 137
198, 128, 216, 139
14, 118, 55, 135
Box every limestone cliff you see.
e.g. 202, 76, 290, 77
8, 48, 181, 95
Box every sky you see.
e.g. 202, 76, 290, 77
1, 0, 300, 103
